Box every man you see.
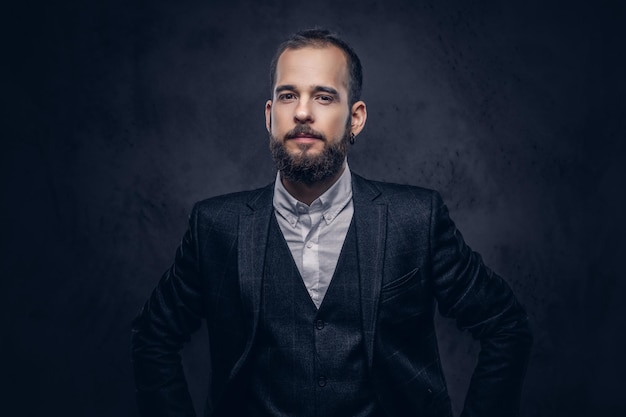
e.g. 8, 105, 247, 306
131, 29, 532, 417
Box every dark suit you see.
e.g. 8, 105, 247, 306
131, 173, 532, 417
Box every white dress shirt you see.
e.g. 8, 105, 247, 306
272, 164, 354, 308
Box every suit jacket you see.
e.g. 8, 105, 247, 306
131, 173, 532, 417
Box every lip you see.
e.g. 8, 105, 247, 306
288, 136, 322, 143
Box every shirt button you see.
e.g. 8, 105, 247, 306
306, 242, 313, 249
315, 319, 324, 330
317, 375, 327, 387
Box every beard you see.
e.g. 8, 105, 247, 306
270, 124, 350, 185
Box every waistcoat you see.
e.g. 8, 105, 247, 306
235, 214, 383, 417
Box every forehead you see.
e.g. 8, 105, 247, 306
274, 46, 349, 93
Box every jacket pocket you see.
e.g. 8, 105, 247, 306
381, 267, 421, 302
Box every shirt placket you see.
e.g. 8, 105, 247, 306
299, 202, 322, 304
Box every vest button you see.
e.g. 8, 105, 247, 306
315, 319, 325, 330
317, 375, 327, 387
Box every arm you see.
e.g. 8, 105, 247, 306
429, 191, 532, 417
131, 204, 204, 417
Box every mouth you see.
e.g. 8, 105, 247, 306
285, 127, 325, 142
288, 134, 323, 143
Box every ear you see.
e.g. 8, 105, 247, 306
350, 100, 367, 137
265, 100, 272, 133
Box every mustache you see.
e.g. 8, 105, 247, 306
284, 125, 325, 141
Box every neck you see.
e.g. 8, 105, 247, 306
281, 165, 345, 206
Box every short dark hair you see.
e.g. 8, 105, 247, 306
269, 29, 363, 106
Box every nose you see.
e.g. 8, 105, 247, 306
294, 99, 313, 124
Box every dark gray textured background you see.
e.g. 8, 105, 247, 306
3, 0, 625, 416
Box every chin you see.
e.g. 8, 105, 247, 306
290, 143, 324, 155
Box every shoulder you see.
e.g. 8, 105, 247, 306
352, 172, 442, 210
191, 182, 274, 220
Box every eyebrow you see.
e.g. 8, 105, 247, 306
275, 84, 340, 97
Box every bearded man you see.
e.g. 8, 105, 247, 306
131, 29, 532, 417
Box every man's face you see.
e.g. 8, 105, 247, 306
266, 45, 363, 184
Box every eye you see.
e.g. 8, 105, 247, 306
316, 95, 334, 104
278, 93, 296, 102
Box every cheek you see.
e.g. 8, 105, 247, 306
270, 109, 290, 133
328, 111, 350, 134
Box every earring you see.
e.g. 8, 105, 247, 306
349, 132, 356, 145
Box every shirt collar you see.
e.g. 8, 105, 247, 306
273, 162, 353, 227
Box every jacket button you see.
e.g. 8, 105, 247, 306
315, 319, 324, 330
317, 376, 327, 387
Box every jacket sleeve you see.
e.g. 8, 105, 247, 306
429, 191, 533, 417
131, 204, 204, 417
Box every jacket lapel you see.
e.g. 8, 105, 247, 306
231, 183, 273, 377
352, 174, 387, 369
